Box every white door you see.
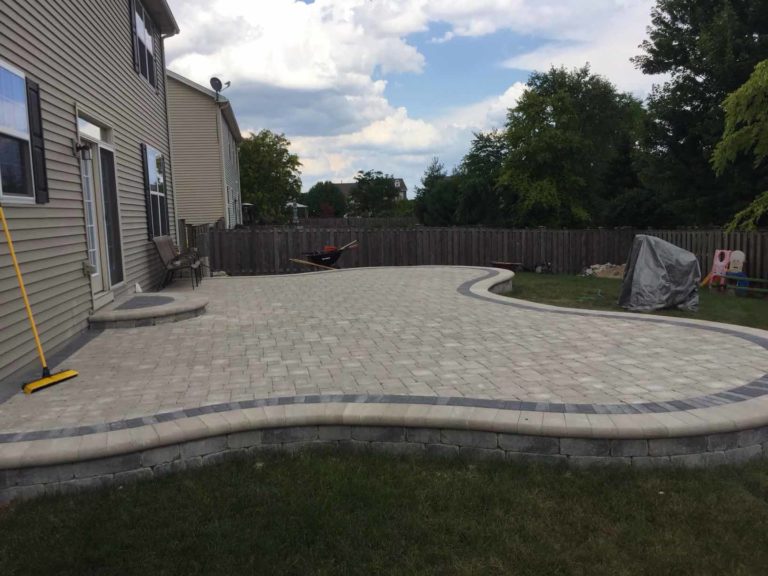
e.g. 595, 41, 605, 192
80, 147, 108, 297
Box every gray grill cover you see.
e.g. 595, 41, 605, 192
618, 235, 701, 312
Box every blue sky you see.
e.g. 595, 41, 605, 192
165, 1, 659, 196
385, 25, 539, 120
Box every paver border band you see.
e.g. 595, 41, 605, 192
1, 267, 768, 444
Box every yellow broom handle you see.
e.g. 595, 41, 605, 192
0, 205, 48, 368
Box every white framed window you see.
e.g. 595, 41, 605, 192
143, 145, 168, 237
133, 1, 156, 87
0, 61, 34, 202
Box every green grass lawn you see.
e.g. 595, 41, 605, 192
2, 452, 768, 575
505, 272, 768, 331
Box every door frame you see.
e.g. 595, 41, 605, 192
79, 136, 109, 302
76, 109, 125, 309
95, 143, 126, 292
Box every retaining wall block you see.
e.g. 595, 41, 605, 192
153, 459, 187, 477
114, 468, 154, 485
609, 439, 648, 457
370, 442, 425, 456
724, 444, 763, 465
351, 426, 406, 443
406, 428, 442, 444
569, 456, 631, 468
441, 430, 498, 449
141, 444, 181, 467
736, 427, 768, 448
706, 433, 739, 452
499, 433, 559, 454
262, 426, 319, 444
8, 465, 62, 487
425, 444, 459, 458
318, 426, 352, 441
73, 453, 143, 479
181, 436, 228, 459
227, 430, 263, 449
458, 447, 505, 461
670, 451, 727, 468
648, 436, 708, 457
560, 438, 610, 457
282, 441, 338, 454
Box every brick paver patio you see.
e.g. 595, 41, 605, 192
0, 267, 766, 434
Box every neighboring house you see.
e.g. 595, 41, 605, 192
334, 178, 408, 201
167, 71, 243, 228
0, 0, 179, 383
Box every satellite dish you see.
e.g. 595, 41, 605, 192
210, 77, 223, 92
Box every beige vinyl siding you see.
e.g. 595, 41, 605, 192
167, 77, 224, 226
220, 110, 242, 226
0, 0, 175, 383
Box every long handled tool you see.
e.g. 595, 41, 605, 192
0, 205, 78, 394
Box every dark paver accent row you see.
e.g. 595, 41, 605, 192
1, 268, 766, 444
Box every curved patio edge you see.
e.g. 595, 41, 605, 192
3, 400, 768, 502
3, 265, 768, 502
473, 266, 768, 342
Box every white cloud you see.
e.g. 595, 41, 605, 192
165, 0, 660, 195
502, 2, 658, 96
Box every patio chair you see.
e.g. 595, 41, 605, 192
153, 235, 202, 289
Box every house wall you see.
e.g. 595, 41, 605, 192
167, 77, 224, 226
0, 0, 175, 383
220, 108, 242, 227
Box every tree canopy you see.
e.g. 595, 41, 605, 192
304, 181, 346, 217
500, 66, 644, 228
348, 170, 400, 216
413, 0, 768, 230
713, 60, 768, 230
632, 0, 768, 226
239, 130, 302, 222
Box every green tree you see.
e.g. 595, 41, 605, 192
414, 157, 448, 224
239, 130, 302, 222
500, 65, 644, 227
712, 60, 768, 229
348, 170, 399, 216
633, 0, 768, 225
455, 131, 507, 226
421, 176, 462, 226
305, 181, 346, 217
391, 198, 415, 217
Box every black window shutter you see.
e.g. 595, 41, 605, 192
147, 19, 156, 88
26, 79, 49, 204
140, 143, 152, 239
129, 0, 140, 73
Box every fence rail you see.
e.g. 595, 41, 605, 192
193, 227, 768, 278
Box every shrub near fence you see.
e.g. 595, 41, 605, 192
196, 227, 768, 278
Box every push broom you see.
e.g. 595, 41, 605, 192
0, 204, 78, 393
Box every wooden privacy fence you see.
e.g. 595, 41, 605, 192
197, 227, 768, 277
